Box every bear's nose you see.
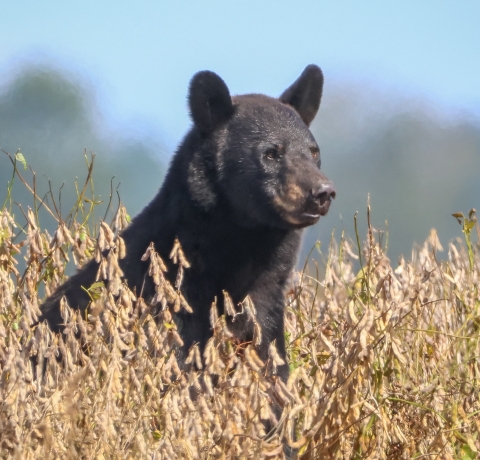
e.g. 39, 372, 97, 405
310, 183, 336, 204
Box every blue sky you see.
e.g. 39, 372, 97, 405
2, 1, 480, 148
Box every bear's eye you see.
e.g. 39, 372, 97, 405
264, 148, 278, 160
310, 147, 320, 159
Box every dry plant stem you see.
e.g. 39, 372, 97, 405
2, 149, 59, 222
66, 150, 96, 228
0, 160, 479, 459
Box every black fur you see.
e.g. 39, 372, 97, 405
39, 65, 335, 383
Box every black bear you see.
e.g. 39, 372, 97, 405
39, 64, 335, 382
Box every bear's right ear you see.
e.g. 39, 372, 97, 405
188, 71, 234, 134
280, 64, 324, 126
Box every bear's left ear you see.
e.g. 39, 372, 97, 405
280, 64, 324, 126
189, 71, 234, 134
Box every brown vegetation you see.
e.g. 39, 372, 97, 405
0, 152, 479, 459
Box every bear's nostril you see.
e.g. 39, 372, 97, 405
310, 183, 336, 203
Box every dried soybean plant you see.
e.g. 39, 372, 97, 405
281, 209, 480, 459
1, 153, 480, 459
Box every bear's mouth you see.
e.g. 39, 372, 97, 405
301, 194, 333, 221
299, 212, 321, 225
277, 207, 321, 228
272, 187, 334, 228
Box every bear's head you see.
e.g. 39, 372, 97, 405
187, 65, 335, 229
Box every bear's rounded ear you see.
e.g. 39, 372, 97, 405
188, 71, 234, 134
280, 64, 324, 126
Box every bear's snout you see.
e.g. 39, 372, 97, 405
307, 182, 336, 216
311, 182, 336, 212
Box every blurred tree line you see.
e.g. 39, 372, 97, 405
1, 64, 478, 266
0, 65, 165, 233
308, 81, 480, 263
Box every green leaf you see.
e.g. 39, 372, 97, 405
12, 322, 18, 331
465, 221, 476, 232
79, 227, 87, 242
85, 281, 104, 300
89, 281, 104, 290
460, 443, 477, 460
14, 152, 27, 170
126, 214, 132, 223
